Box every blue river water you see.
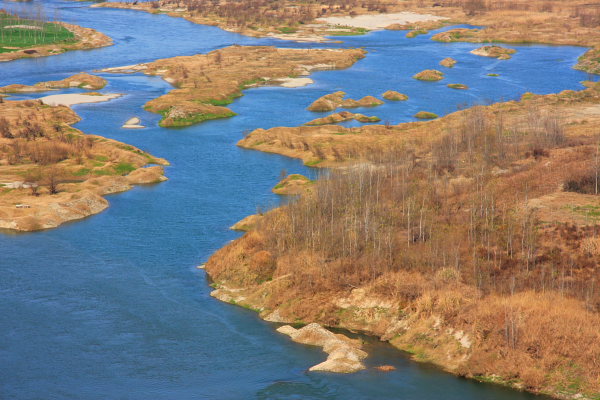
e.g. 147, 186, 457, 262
0, 0, 591, 399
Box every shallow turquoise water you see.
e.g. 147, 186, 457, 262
0, 1, 591, 399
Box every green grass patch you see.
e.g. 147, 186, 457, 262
92, 169, 114, 176
570, 205, 600, 219
160, 111, 237, 127
73, 168, 91, 176
277, 26, 297, 34
0, 13, 77, 50
305, 159, 323, 166
114, 162, 136, 175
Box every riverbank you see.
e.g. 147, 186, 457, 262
0, 100, 168, 232
91, 0, 600, 75
206, 82, 600, 399
92, 1, 446, 42
102, 46, 366, 127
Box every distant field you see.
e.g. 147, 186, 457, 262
0, 13, 76, 53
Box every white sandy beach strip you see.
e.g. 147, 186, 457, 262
38, 93, 122, 107
319, 12, 447, 30
276, 77, 314, 88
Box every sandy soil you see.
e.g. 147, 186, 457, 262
319, 12, 447, 30
275, 77, 314, 88
38, 93, 121, 107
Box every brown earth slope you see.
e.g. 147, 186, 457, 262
0, 100, 168, 232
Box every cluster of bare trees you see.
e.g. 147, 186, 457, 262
442, 0, 600, 25
253, 106, 600, 308
0, 110, 94, 196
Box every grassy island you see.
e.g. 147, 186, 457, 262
413, 69, 444, 81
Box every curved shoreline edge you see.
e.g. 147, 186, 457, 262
205, 82, 600, 400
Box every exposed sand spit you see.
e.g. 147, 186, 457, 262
38, 93, 121, 107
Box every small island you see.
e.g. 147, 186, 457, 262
413, 69, 444, 81
305, 111, 380, 126
440, 57, 457, 68
471, 45, 516, 60
414, 111, 439, 119
382, 90, 408, 101
447, 83, 468, 90
307, 92, 384, 112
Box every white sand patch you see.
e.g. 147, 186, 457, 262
38, 93, 122, 107
122, 117, 145, 129
275, 77, 314, 88
319, 12, 446, 30
99, 64, 148, 74
266, 32, 330, 43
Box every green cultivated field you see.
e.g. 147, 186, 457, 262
0, 12, 76, 53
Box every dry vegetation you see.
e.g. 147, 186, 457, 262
207, 82, 600, 398
133, 46, 365, 127
307, 91, 384, 112
0, 100, 168, 231
96, 0, 392, 39
95, 0, 600, 74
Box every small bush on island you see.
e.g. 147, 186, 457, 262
413, 69, 444, 81
447, 83, 468, 89
414, 111, 439, 119
382, 90, 408, 101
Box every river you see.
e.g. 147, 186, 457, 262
0, 1, 590, 399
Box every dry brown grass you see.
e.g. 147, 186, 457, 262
206, 82, 600, 398
0, 100, 168, 231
